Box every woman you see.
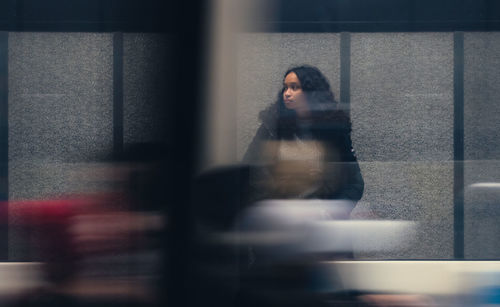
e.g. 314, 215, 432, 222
243, 65, 364, 204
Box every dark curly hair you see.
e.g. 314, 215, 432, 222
260, 65, 350, 140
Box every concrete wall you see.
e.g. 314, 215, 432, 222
464, 32, 500, 259
350, 33, 454, 259
9, 33, 114, 200
8, 32, 114, 259
7, 32, 168, 260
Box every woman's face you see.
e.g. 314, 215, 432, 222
283, 72, 308, 114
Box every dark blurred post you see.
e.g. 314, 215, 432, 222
164, 0, 208, 307
0, 30, 7, 261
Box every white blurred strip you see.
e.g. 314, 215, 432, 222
0, 262, 44, 294
468, 182, 500, 189
321, 261, 500, 295
211, 220, 417, 254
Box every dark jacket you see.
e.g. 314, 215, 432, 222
243, 105, 364, 203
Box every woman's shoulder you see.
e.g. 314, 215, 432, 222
311, 104, 352, 132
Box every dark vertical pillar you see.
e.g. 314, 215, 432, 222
166, 1, 207, 306
340, 32, 351, 112
0, 32, 8, 260
454, 31, 465, 259
113, 32, 124, 158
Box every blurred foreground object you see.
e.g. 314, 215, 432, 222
8, 193, 164, 306
6, 143, 170, 306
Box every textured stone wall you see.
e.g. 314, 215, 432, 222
9, 33, 114, 200
464, 32, 500, 259
7, 32, 169, 260
350, 33, 454, 258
